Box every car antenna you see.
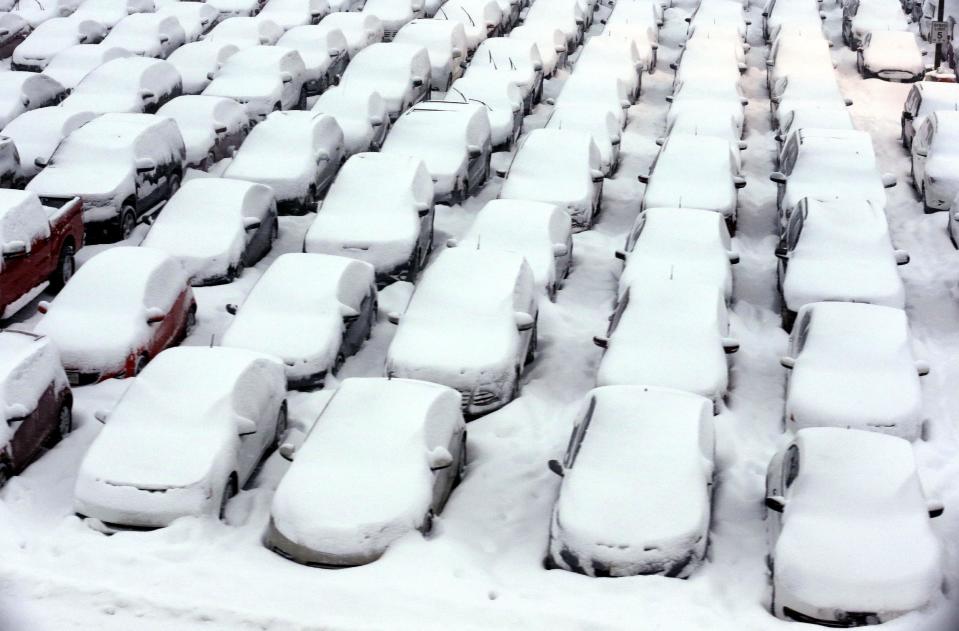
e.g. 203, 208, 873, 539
209, 334, 215, 347
449, 86, 468, 103
489, 50, 497, 70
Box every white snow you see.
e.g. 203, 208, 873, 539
40, 44, 132, 91
0, 107, 96, 181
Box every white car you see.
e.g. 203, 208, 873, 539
167, 41, 239, 94
304, 152, 433, 283
0, 106, 94, 184
617, 207, 737, 303
142, 178, 276, 285
156, 1, 219, 42
316, 12, 382, 57
203, 45, 307, 120
762, 0, 824, 42
858, 30, 927, 81
546, 385, 714, 577
311, 84, 390, 154
264, 377, 466, 566
577, 35, 644, 101
448, 70, 522, 149
73, 0, 153, 28
435, 0, 501, 52
10, 16, 106, 71
394, 18, 468, 91
156, 94, 249, 169
386, 247, 537, 416
60, 56, 181, 113
382, 100, 491, 203
101, 13, 185, 58
362, 0, 422, 40
498, 129, 604, 231
40, 43, 131, 91
522, 0, 580, 50
74, 347, 287, 529
777, 198, 908, 323
911, 111, 959, 212
467, 37, 543, 112
221, 253, 377, 389
0, 72, 67, 128
640, 133, 745, 233
510, 23, 566, 77
339, 42, 430, 121
765, 428, 943, 625
901, 80, 959, 149
259, 0, 329, 30
277, 25, 349, 96
452, 199, 572, 298
13, 0, 83, 28
546, 104, 621, 176
843, 0, 910, 49
780, 302, 927, 439
223, 110, 343, 214
204, 16, 284, 49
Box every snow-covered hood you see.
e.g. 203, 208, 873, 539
35, 307, 143, 372
864, 44, 923, 75
205, 74, 282, 102
28, 162, 131, 202
783, 251, 905, 310
222, 311, 342, 366
62, 91, 141, 114
143, 218, 244, 282
305, 209, 418, 273
644, 169, 736, 216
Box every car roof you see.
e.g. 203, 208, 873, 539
410, 247, 531, 314
323, 151, 431, 213
800, 301, 910, 352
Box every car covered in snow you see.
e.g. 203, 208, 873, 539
386, 247, 537, 416
382, 100, 491, 203
546, 385, 714, 577
74, 346, 287, 529
316, 11, 382, 57
0, 330, 72, 486
277, 24, 348, 96
776, 198, 908, 326
0, 71, 67, 128
223, 110, 343, 214
0, 106, 95, 185
0, 190, 83, 319
73, 0, 153, 28
498, 129, 603, 231
857, 30, 927, 81
557, 71, 632, 129
204, 16, 283, 49
311, 84, 389, 155
205, 0, 264, 19
156, 95, 249, 169
28, 112, 185, 240
141, 178, 276, 285
574, 35, 643, 103
910, 110, 959, 212
901, 80, 959, 149
594, 279, 738, 409
362, 0, 422, 40
12, 0, 83, 29
546, 105, 622, 176
303, 152, 433, 283
780, 302, 927, 439
265, 377, 466, 566
101, 13, 185, 58
448, 70, 522, 149
221, 253, 377, 389
167, 40, 238, 94
10, 16, 106, 71
510, 23, 566, 78
259, 0, 329, 30
842, 0, 910, 49
466, 37, 543, 113
203, 45, 307, 120
60, 56, 182, 114
0, 14, 31, 60
155, 1, 218, 42
40, 43, 131, 91
34, 246, 196, 384
764, 427, 943, 625
522, 0, 581, 51
435, 0, 501, 52
339, 42, 430, 121
452, 199, 572, 299
394, 18, 467, 91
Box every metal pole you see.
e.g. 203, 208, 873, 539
936, 0, 946, 68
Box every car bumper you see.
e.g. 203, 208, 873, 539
75, 482, 213, 529
263, 519, 386, 567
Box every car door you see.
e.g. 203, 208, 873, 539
913, 118, 934, 185
563, 396, 597, 470
340, 284, 374, 357
903, 88, 919, 145
765, 443, 798, 554
133, 134, 165, 214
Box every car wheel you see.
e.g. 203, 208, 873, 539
118, 206, 137, 241
168, 173, 181, 196
0, 465, 10, 489
50, 243, 75, 291
206, 150, 217, 170
270, 219, 279, 242
421, 509, 434, 535
273, 403, 288, 448
45, 402, 72, 447
134, 354, 149, 376
219, 475, 238, 521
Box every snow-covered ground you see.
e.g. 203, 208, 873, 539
3, 1, 959, 630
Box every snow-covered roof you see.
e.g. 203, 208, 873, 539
41, 44, 132, 90
383, 100, 490, 171
0, 189, 51, 248
500, 129, 599, 207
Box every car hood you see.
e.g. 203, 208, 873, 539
222, 311, 342, 365
864, 46, 923, 74
205, 74, 281, 100
28, 162, 131, 201
783, 253, 905, 310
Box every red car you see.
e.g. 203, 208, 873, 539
35, 247, 196, 385
0, 330, 72, 486
0, 190, 83, 320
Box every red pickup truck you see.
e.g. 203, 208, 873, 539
0, 191, 83, 320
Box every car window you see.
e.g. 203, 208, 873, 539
786, 203, 805, 250
783, 444, 800, 490
626, 212, 646, 251
565, 396, 596, 468
607, 287, 630, 335
794, 309, 813, 354
907, 87, 920, 114
781, 136, 799, 175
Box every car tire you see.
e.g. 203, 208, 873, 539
923, 188, 937, 214
273, 403, 288, 448
168, 173, 181, 197
781, 305, 796, 332
118, 205, 137, 241
134, 354, 149, 376
50, 243, 75, 291
205, 150, 216, 170
44, 402, 72, 448
421, 509, 434, 535
219, 475, 238, 521
0, 465, 10, 489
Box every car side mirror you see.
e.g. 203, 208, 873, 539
339, 303, 359, 321
894, 249, 910, 265
515, 311, 534, 331
446, 237, 459, 248
328, 46, 342, 57
882, 173, 897, 188
922, 49, 929, 56
387, 311, 401, 325
552, 243, 568, 257
2, 240, 27, 259
554, 44, 566, 53
94, 409, 109, 423
637, 173, 649, 184
207, 71, 216, 81
237, 417, 257, 436
844, 98, 854, 107
664, 95, 673, 103
592, 335, 608, 349
225, 303, 238, 315
215, 124, 228, 134
928, 499, 944, 518
738, 141, 748, 150
722, 337, 740, 354
315, 150, 330, 162
780, 356, 795, 369
140, 90, 155, 100
728, 250, 740, 264
902, 111, 913, 120
243, 217, 261, 231
547, 458, 564, 477
533, 61, 542, 71
774, 246, 789, 259
280, 71, 293, 83
765, 495, 786, 513
145, 307, 165, 324
370, 115, 384, 127
37, 300, 50, 314
733, 176, 747, 189
452, 47, 463, 58
614, 249, 626, 261
33, 156, 47, 168
590, 169, 604, 183
545, 97, 556, 105
412, 77, 424, 87
467, 145, 482, 158
655, 137, 665, 146
428, 445, 453, 470
278, 442, 296, 461
135, 157, 156, 172
159, 34, 170, 43
916, 360, 930, 376
769, 171, 786, 184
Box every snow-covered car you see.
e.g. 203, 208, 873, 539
0, 14, 31, 60
156, 0, 219, 42
498, 129, 603, 231
382, 100, 491, 203
672, 52, 741, 95
10, 16, 105, 71
74, 346, 287, 529
394, 18, 467, 91
40, 43, 130, 91
204, 16, 283, 49
101, 13, 185, 58
546, 385, 714, 577
575, 35, 644, 102
205, 0, 264, 19
762, 0, 824, 43
0, 106, 95, 184
764, 428, 943, 624
303, 152, 433, 283
339, 42, 430, 121
910, 110, 959, 212
0, 330, 72, 486
522, 0, 581, 51
640, 133, 745, 234
385, 247, 537, 416
687, 0, 747, 37
766, 33, 833, 91
277, 24, 348, 96
12, 0, 83, 28
167, 40, 238, 94
435, 0, 501, 52
556, 71, 631, 128
327, 0, 362, 9
617, 207, 737, 303
770, 128, 896, 221
156, 95, 249, 169
311, 84, 389, 154
452, 199, 572, 298
776, 104, 855, 143
316, 11, 382, 57
857, 30, 927, 81
60, 56, 182, 114
780, 302, 927, 439
777, 198, 908, 325
27, 112, 185, 239
73, 0, 153, 28
510, 23, 566, 77
203, 45, 307, 120
448, 70, 522, 149
901, 81, 959, 149
223, 110, 343, 214
594, 278, 738, 408
259, 0, 329, 30
141, 178, 276, 285
770, 74, 852, 130
0, 71, 66, 128
546, 105, 621, 176
664, 103, 744, 146
264, 377, 466, 566
362, 0, 422, 40
34, 247, 195, 384
221, 253, 377, 389
467, 37, 543, 113
842, 0, 910, 49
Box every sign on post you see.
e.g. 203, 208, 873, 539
931, 21, 950, 44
